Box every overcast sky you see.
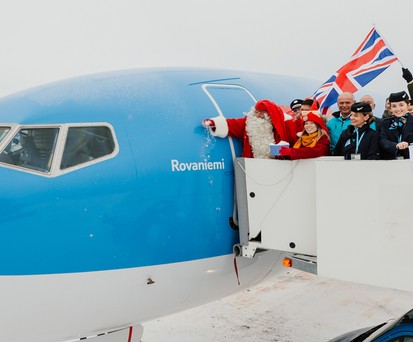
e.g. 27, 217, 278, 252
0, 0, 411, 112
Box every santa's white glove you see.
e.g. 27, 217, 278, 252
202, 119, 215, 129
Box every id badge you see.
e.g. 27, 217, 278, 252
351, 153, 361, 160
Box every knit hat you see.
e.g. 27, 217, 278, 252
255, 100, 287, 141
303, 112, 327, 132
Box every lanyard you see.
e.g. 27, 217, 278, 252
396, 116, 407, 142
355, 129, 365, 154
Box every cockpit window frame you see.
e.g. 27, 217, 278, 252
0, 122, 119, 178
0, 124, 18, 152
0, 125, 12, 144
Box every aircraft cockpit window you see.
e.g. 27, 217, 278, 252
0, 127, 59, 173
0, 123, 117, 176
0, 127, 10, 143
60, 126, 115, 169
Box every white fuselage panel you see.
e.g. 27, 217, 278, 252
0, 250, 282, 342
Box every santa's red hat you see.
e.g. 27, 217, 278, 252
255, 100, 287, 141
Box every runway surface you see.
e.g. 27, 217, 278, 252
142, 268, 413, 341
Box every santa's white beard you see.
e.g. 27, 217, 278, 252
245, 113, 275, 159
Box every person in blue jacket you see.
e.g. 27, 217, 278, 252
327, 92, 355, 154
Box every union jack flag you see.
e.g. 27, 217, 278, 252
314, 27, 398, 113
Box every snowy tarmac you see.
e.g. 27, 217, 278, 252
142, 269, 413, 341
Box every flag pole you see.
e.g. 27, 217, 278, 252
373, 23, 404, 67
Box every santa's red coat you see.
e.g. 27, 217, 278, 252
226, 117, 283, 158
207, 100, 289, 158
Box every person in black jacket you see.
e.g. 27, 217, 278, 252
380, 91, 413, 160
334, 102, 380, 160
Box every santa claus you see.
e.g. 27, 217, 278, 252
202, 100, 288, 158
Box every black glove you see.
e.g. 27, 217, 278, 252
402, 68, 413, 83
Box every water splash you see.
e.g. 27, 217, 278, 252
201, 127, 218, 185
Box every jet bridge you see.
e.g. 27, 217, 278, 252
234, 157, 413, 292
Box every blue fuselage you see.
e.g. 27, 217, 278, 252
0, 68, 316, 275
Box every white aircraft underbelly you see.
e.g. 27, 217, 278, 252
0, 250, 283, 342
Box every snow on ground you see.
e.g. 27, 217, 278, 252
142, 269, 413, 342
